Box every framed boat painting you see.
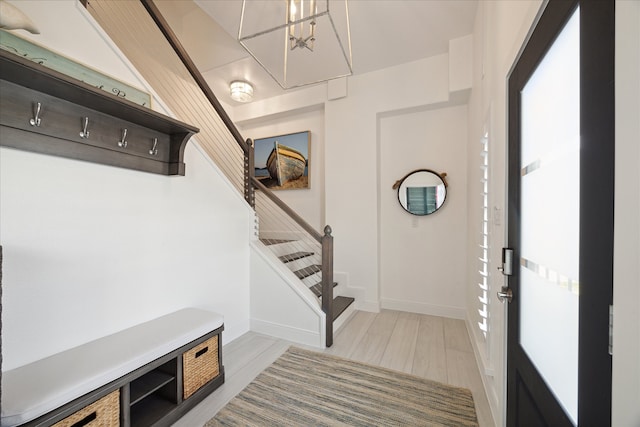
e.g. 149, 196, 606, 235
254, 131, 310, 190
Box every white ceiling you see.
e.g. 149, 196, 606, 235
154, 0, 478, 106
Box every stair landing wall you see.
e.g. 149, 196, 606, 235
250, 243, 326, 348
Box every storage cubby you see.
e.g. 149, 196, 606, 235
129, 359, 178, 427
11, 323, 224, 427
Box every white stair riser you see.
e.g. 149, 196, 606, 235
283, 256, 318, 272
301, 272, 323, 287
264, 241, 318, 257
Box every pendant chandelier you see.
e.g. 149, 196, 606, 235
238, 0, 353, 89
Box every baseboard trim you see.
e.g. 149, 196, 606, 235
465, 314, 501, 426
355, 299, 381, 313
380, 298, 465, 319
250, 318, 323, 348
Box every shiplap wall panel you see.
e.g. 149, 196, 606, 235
86, 0, 324, 264
86, 0, 243, 190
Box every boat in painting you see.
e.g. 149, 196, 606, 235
266, 141, 306, 186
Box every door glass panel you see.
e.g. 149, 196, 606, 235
520, 8, 579, 425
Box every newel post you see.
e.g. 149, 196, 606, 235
322, 225, 334, 347
244, 138, 255, 208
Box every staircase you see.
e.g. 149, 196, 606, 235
262, 238, 354, 321
82, 0, 354, 347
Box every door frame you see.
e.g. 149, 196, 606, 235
506, 0, 615, 425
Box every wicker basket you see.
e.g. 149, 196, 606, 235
183, 335, 219, 399
52, 389, 119, 427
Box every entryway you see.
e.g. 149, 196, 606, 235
504, 0, 615, 425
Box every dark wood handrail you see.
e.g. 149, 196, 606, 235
140, 0, 249, 154
251, 177, 323, 242
138, 0, 324, 245
136, 0, 336, 347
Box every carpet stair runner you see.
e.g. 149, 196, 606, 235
261, 239, 354, 322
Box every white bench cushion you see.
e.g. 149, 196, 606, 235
1, 308, 224, 427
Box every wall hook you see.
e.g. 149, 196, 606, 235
29, 102, 42, 127
439, 172, 448, 187
149, 137, 158, 156
118, 128, 128, 148
79, 116, 90, 139
392, 169, 448, 189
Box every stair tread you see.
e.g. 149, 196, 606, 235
279, 251, 315, 263
260, 238, 294, 246
294, 264, 321, 280
309, 281, 338, 297
332, 296, 355, 321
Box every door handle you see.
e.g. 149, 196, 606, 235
497, 286, 513, 303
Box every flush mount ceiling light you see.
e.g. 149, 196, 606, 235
238, 0, 353, 89
229, 80, 254, 102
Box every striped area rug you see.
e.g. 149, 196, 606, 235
207, 347, 478, 426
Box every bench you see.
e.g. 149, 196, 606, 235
2, 308, 225, 426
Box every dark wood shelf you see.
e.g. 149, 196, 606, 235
130, 394, 177, 427
130, 371, 176, 406
0, 49, 199, 175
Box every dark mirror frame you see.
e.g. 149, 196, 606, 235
395, 169, 447, 216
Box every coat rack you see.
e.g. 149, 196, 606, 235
0, 50, 198, 176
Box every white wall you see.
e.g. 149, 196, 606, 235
239, 106, 326, 231
250, 243, 325, 347
465, 1, 544, 424
612, 1, 640, 425
1, 0, 252, 370
324, 54, 455, 311
379, 105, 468, 318
231, 49, 472, 317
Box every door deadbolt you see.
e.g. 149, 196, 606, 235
499, 248, 514, 276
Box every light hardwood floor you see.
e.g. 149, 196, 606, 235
173, 310, 496, 427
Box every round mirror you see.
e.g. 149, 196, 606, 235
396, 169, 447, 215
